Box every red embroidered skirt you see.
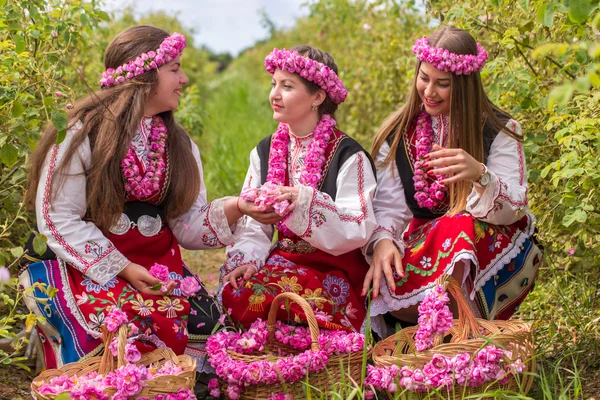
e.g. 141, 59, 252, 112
378, 213, 536, 319
22, 227, 191, 369
221, 246, 369, 331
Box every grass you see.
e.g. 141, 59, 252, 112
194, 69, 278, 201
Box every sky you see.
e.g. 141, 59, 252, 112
103, 0, 310, 55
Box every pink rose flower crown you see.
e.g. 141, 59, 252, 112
412, 36, 488, 76
100, 32, 187, 88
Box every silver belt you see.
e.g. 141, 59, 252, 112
109, 213, 163, 237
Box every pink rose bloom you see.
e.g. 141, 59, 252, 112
240, 187, 259, 202
125, 343, 141, 363
70, 385, 109, 400
150, 263, 170, 282
104, 307, 128, 332
180, 276, 200, 297
272, 200, 290, 216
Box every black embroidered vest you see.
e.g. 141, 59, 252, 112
389, 113, 508, 219
256, 129, 375, 201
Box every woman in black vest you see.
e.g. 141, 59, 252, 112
220, 45, 377, 332
362, 27, 541, 338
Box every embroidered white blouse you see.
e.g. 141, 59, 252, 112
363, 115, 531, 262
36, 120, 235, 286
221, 133, 378, 275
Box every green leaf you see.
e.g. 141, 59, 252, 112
568, 0, 591, 23
593, 11, 600, 30
97, 10, 110, 21
51, 109, 68, 131
538, 3, 557, 27
14, 35, 25, 54
518, 0, 529, 10
562, 209, 587, 227
548, 83, 574, 108
56, 129, 66, 144
11, 100, 24, 117
55, 393, 72, 400
43, 96, 54, 107
0, 0, 6, 7
33, 234, 47, 256
0, 144, 19, 167
30, 29, 40, 39
10, 247, 24, 258
589, 72, 600, 88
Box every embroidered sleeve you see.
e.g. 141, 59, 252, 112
284, 151, 377, 255
169, 141, 235, 249
36, 121, 130, 285
466, 120, 529, 225
221, 148, 273, 277
362, 141, 412, 263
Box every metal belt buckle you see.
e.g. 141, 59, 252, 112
278, 238, 316, 254
109, 214, 162, 237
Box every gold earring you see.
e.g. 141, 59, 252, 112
311, 104, 318, 111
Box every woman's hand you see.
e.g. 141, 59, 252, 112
118, 263, 175, 296
237, 198, 285, 225
275, 186, 300, 213
426, 144, 482, 184
362, 239, 404, 298
221, 264, 258, 289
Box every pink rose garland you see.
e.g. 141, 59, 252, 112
264, 48, 347, 104
206, 319, 365, 399
412, 36, 488, 76
413, 111, 447, 210
259, 114, 336, 237
121, 116, 167, 200
100, 32, 186, 88
365, 346, 526, 394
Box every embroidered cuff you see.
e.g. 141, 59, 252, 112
220, 251, 262, 276
207, 198, 235, 246
466, 170, 501, 220
362, 227, 405, 264
285, 185, 314, 237
84, 249, 130, 285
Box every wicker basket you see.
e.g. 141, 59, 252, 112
222, 292, 371, 399
372, 275, 536, 399
31, 324, 197, 399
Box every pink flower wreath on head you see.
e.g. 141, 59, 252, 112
412, 36, 488, 75
264, 48, 348, 104
100, 32, 187, 88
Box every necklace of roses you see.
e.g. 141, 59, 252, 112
121, 116, 167, 200
266, 114, 336, 236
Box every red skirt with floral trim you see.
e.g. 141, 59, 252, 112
387, 213, 536, 318
23, 227, 192, 369
221, 246, 369, 332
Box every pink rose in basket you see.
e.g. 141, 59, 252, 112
104, 306, 128, 332
70, 385, 110, 400
208, 378, 221, 398
180, 276, 200, 297
109, 363, 147, 397
150, 263, 170, 282
125, 343, 141, 363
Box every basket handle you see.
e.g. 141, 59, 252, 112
98, 324, 129, 375
266, 292, 321, 352
433, 275, 482, 345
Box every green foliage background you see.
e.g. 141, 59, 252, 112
1, 0, 599, 395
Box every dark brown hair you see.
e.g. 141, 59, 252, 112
26, 25, 200, 230
291, 45, 339, 118
371, 26, 522, 215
